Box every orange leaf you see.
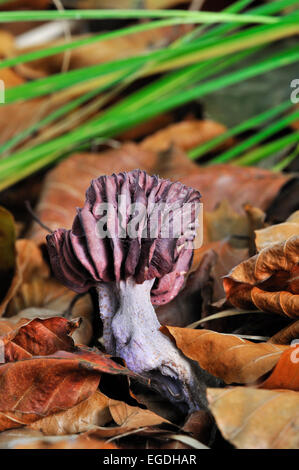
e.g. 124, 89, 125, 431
260, 345, 299, 391
162, 326, 286, 384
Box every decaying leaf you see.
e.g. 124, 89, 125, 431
0, 239, 49, 317
1, 316, 79, 362
224, 236, 299, 318
0, 347, 135, 432
22, 25, 189, 78
30, 391, 111, 435
14, 435, 118, 449
255, 210, 299, 251
6, 277, 93, 345
141, 119, 232, 154
162, 326, 287, 384
207, 387, 299, 449
259, 345, 299, 391
179, 164, 291, 214
0, 206, 16, 304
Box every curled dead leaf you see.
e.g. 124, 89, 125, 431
223, 236, 299, 318
207, 387, 299, 449
255, 210, 299, 251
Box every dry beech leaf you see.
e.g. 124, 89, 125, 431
255, 210, 299, 251
0, 427, 117, 449
148, 142, 290, 214
6, 277, 93, 345
86, 402, 167, 439
0, 1, 50, 10
28, 143, 157, 245
207, 387, 299, 449
223, 236, 299, 318
162, 326, 287, 384
14, 435, 118, 449
23, 25, 189, 78
141, 119, 232, 154
0, 239, 49, 317
259, 345, 299, 391
30, 391, 111, 435
180, 165, 290, 214
0, 316, 79, 362
0, 206, 16, 303
0, 317, 135, 432
109, 399, 167, 429
0, 347, 134, 432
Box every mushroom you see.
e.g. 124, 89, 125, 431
47, 169, 211, 411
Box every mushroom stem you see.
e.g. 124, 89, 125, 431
97, 278, 206, 411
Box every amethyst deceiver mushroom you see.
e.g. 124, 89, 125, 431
47, 169, 209, 411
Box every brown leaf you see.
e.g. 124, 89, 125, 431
141, 120, 231, 154
179, 164, 290, 214
0, 239, 49, 317
0, 1, 50, 10
224, 236, 299, 318
0, 347, 134, 432
1, 316, 79, 362
109, 399, 167, 428
162, 326, 286, 384
14, 435, 118, 449
0, 206, 16, 304
27, 144, 157, 245
255, 210, 299, 251
6, 277, 93, 345
30, 391, 111, 435
207, 387, 299, 449
269, 320, 299, 345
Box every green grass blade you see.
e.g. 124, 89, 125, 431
0, 9, 280, 24
209, 109, 299, 164
188, 100, 294, 160
235, 132, 299, 166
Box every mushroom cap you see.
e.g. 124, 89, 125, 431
47, 170, 201, 305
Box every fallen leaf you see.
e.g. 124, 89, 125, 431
162, 326, 286, 384
30, 391, 111, 435
0, 239, 49, 316
207, 387, 299, 449
14, 435, 118, 449
180, 164, 291, 214
109, 399, 167, 428
21, 24, 189, 78
6, 277, 93, 345
259, 345, 299, 391
223, 236, 299, 318
0, 347, 134, 432
141, 120, 231, 154
1, 317, 79, 362
255, 210, 299, 251
0, 206, 16, 304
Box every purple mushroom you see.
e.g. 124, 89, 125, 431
47, 169, 208, 411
